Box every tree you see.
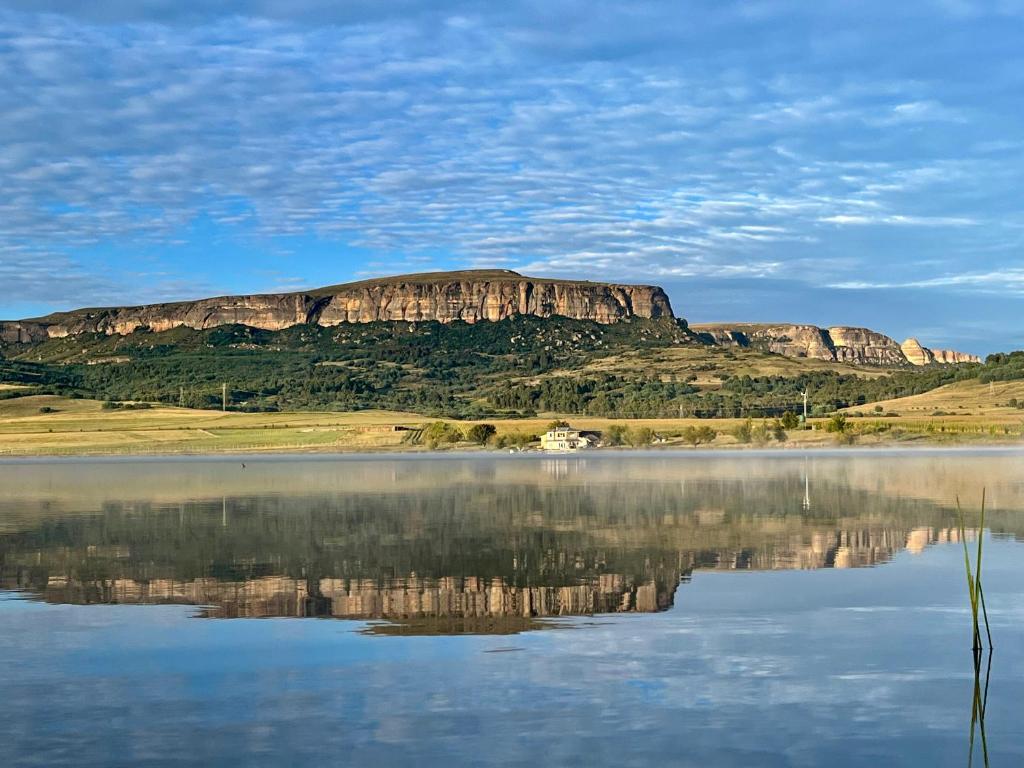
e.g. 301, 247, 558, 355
780, 411, 800, 430
825, 414, 848, 433
771, 419, 786, 442
731, 419, 753, 444
546, 419, 571, 431
424, 421, 463, 448
604, 424, 627, 446
681, 425, 717, 446
464, 423, 496, 445
751, 421, 772, 445
627, 426, 654, 447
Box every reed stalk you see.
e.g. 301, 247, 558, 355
956, 490, 991, 651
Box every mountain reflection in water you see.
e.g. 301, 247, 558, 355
1, 452, 1021, 634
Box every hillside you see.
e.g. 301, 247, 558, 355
0, 315, 988, 419
843, 379, 1024, 418
0, 270, 1006, 421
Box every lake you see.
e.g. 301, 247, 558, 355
1, 450, 1022, 767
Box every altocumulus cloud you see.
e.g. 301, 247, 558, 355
0, 0, 1023, 348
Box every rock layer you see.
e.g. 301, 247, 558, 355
692, 323, 979, 366
900, 338, 979, 365
0, 270, 674, 340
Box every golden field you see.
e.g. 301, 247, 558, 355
0, 391, 1021, 456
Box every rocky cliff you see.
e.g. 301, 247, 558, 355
0, 270, 674, 340
692, 323, 979, 366
900, 338, 979, 365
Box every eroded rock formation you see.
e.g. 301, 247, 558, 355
692, 323, 979, 366
900, 338, 979, 365
0, 270, 674, 340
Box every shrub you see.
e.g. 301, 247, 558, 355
604, 424, 628, 446
780, 411, 800, 430
424, 421, 463, 448
771, 419, 787, 442
495, 431, 537, 449
681, 425, 717, 446
38, 406, 57, 414
100, 401, 152, 411
731, 419, 753, 444
626, 426, 654, 447
464, 423, 497, 445
751, 421, 772, 445
824, 414, 848, 433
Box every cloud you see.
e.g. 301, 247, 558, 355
0, 1, 1021, 317
818, 214, 977, 226
831, 269, 1024, 293
0, 251, 214, 316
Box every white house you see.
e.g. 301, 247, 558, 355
540, 426, 593, 452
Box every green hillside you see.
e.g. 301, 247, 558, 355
1, 316, 1013, 419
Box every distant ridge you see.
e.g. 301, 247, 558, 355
0, 270, 674, 343
691, 323, 980, 367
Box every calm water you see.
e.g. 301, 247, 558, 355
1, 450, 1023, 767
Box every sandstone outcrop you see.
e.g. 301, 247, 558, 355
0, 270, 674, 340
692, 323, 979, 366
901, 338, 980, 365
899, 337, 934, 366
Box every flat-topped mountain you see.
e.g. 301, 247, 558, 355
0, 270, 673, 342
0, 269, 979, 368
691, 323, 980, 366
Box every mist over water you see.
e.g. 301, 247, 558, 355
2, 451, 1023, 766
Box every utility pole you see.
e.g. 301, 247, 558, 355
222, 383, 227, 412
802, 389, 809, 426
179, 386, 184, 409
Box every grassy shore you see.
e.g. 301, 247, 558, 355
0, 392, 1021, 457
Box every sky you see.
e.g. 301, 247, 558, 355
1, 1, 1023, 354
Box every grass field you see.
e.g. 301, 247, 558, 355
0, 392, 1021, 456
843, 379, 1024, 418
536, 345, 887, 388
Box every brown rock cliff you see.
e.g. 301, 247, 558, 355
692, 323, 979, 366
0, 270, 674, 339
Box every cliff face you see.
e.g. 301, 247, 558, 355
900, 338, 979, 365
0, 270, 674, 340
900, 338, 934, 366
0, 321, 50, 345
692, 323, 979, 366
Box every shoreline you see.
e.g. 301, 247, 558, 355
1, 440, 1023, 461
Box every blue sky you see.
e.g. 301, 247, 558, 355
1, 1, 1022, 354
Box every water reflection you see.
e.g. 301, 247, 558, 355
1, 453, 1022, 634
969, 649, 992, 767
